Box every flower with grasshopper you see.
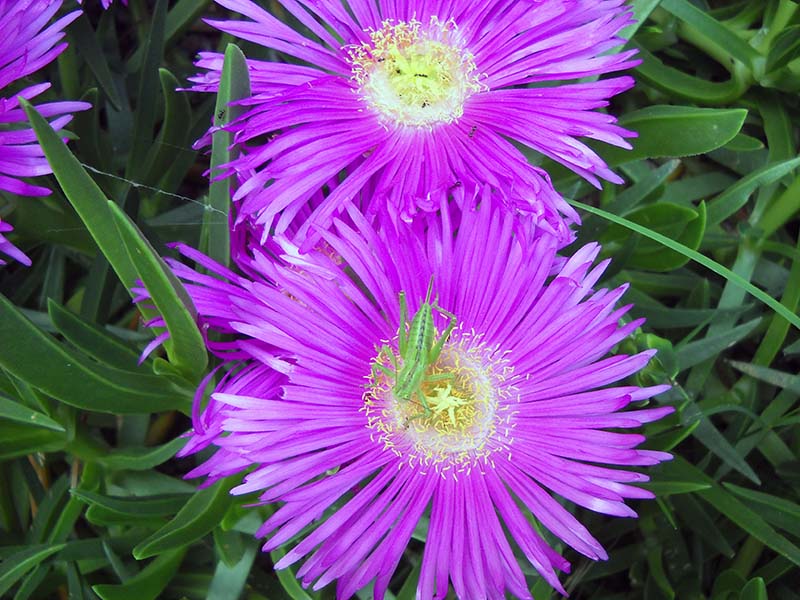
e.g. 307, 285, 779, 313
138, 195, 672, 599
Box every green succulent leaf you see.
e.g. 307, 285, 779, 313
19, 99, 139, 289
107, 201, 208, 382
0, 294, 190, 414
0, 544, 65, 597
92, 548, 186, 600
133, 479, 234, 559
606, 105, 748, 164
0, 395, 65, 432
202, 43, 252, 268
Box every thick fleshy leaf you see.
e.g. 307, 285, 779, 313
95, 437, 187, 471
677, 318, 762, 372
739, 577, 768, 600
0, 294, 190, 414
133, 479, 234, 559
126, 0, 168, 183
20, 99, 139, 289
604, 106, 747, 164
706, 157, 800, 226
48, 300, 141, 371
207, 542, 257, 600
270, 545, 317, 600
0, 544, 65, 597
603, 201, 707, 271
108, 201, 208, 381
573, 201, 800, 330
659, 458, 800, 568
659, 0, 761, 69
202, 43, 251, 268
765, 25, 800, 74
0, 395, 65, 432
92, 548, 186, 600
140, 69, 192, 187
67, 14, 123, 109
73, 490, 191, 525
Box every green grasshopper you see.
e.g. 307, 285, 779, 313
372, 278, 457, 416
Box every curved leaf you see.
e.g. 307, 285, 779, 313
0, 294, 190, 414
203, 43, 252, 268
0, 544, 65, 597
133, 479, 233, 559
108, 201, 208, 382
19, 99, 138, 290
606, 105, 748, 164
93, 548, 186, 600
571, 201, 800, 330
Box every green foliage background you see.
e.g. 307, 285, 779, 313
1, 0, 799, 598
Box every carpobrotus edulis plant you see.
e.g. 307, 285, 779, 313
138, 198, 672, 599
191, 0, 639, 247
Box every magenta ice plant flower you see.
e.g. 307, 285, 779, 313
0, 0, 90, 266
77, 0, 127, 9
0, 218, 30, 266
191, 0, 638, 247
0, 0, 88, 197
145, 195, 673, 599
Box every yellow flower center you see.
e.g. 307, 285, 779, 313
363, 329, 517, 473
347, 18, 483, 127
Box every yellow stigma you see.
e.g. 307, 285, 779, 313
425, 383, 473, 430
347, 18, 483, 127
363, 328, 518, 474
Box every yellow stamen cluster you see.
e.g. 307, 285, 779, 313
363, 328, 517, 475
347, 18, 483, 127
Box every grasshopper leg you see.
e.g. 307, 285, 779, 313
429, 305, 457, 363
415, 386, 433, 415
369, 345, 399, 386
397, 292, 408, 356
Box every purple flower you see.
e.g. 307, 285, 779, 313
0, 0, 90, 267
152, 195, 672, 599
0, 0, 89, 198
0, 218, 30, 266
192, 0, 638, 248
77, 0, 127, 9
